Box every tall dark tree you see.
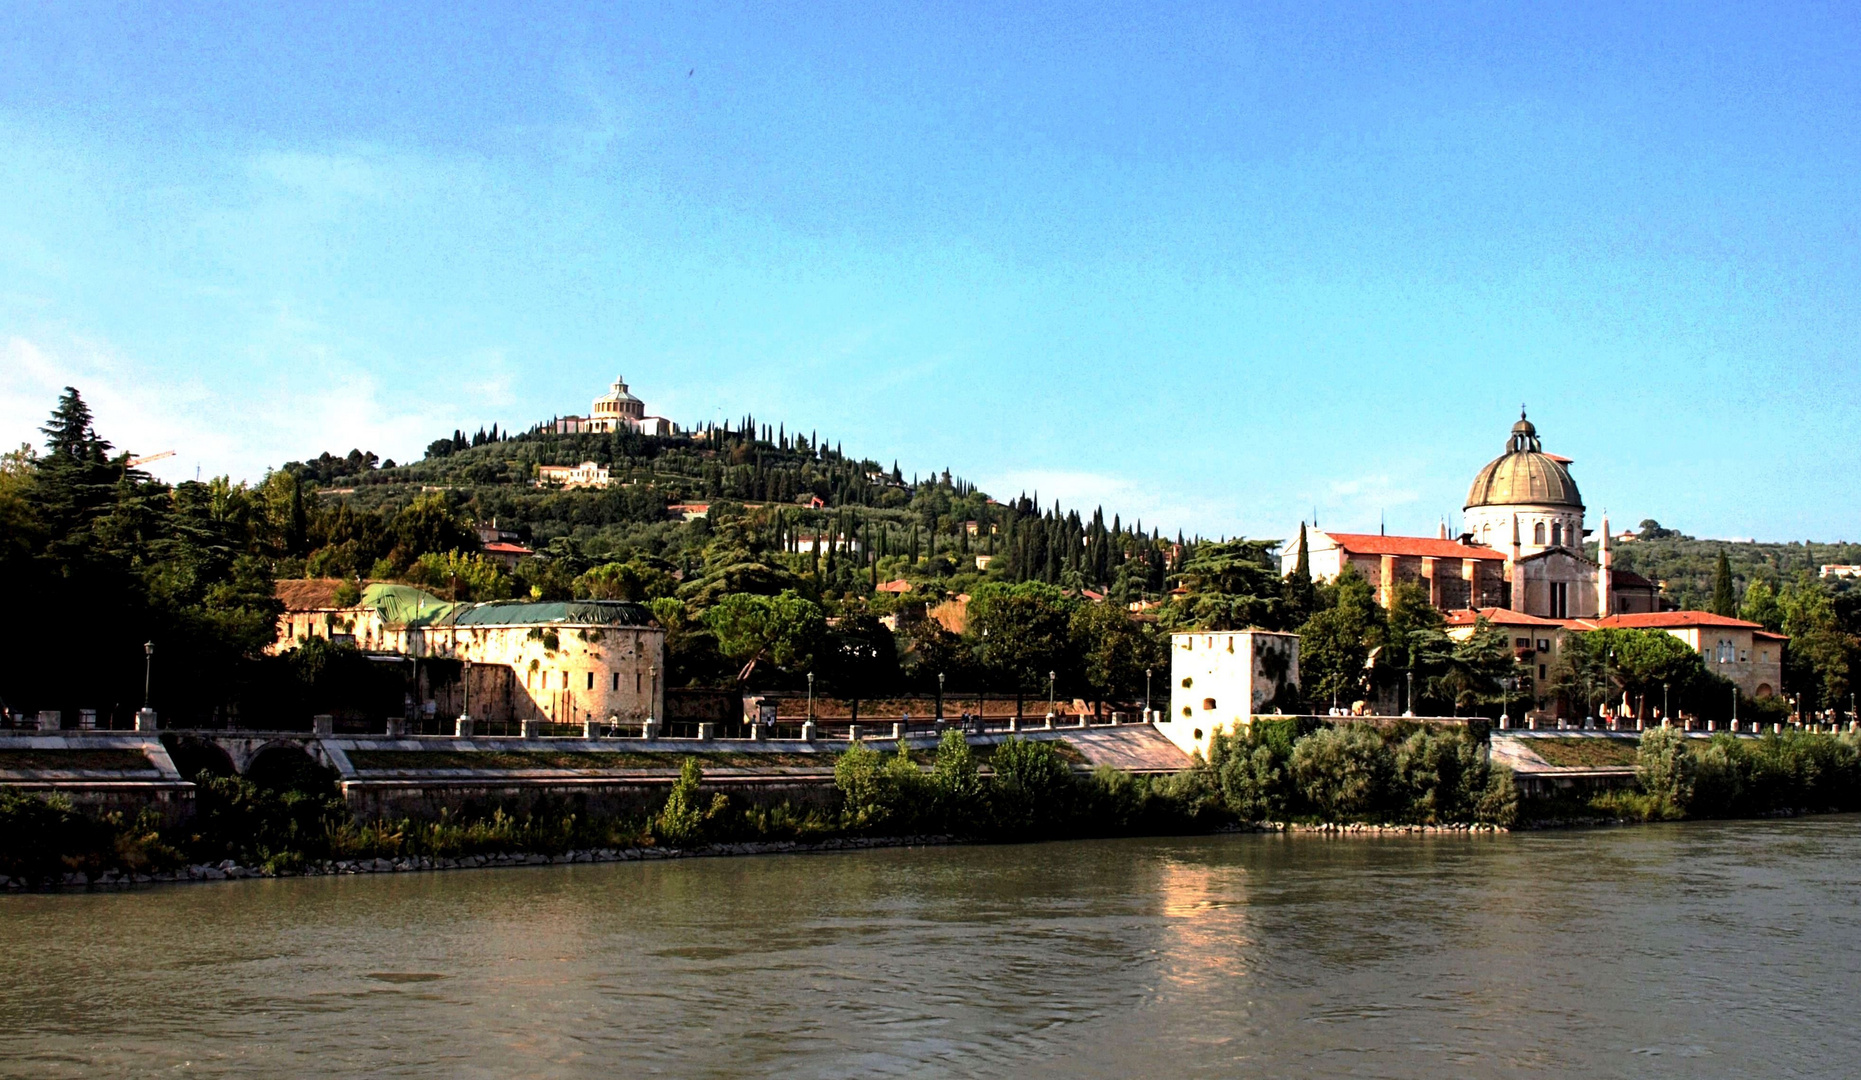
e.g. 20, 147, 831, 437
1710, 550, 1737, 617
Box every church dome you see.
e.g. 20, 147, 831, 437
1464, 412, 1583, 510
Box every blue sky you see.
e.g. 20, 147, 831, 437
3, 2, 1857, 542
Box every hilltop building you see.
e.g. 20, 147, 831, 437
551, 376, 678, 437
273, 581, 664, 726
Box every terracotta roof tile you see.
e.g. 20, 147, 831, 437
1323, 532, 1507, 560
1444, 607, 1567, 627
1587, 611, 1769, 630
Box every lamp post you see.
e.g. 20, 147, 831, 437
1405, 671, 1414, 717
1048, 670, 1057, 718
142, 641, 154, 709
648, 664, 657, 723
807, 671, 815, 723
1145, 667, 1153, 720
1662, 681, 1669, 726
461, 657, 472, 723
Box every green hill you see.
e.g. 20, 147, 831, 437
1590, 521, 1861, 612
280, 416, 1175, 604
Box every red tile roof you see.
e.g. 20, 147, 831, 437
1584, 611, 1768, 630
276, 578, 354, 611
483, 541, 534, 556
1323, 532, 1507, 560
1445, 607, 1567, 628
875, 579, 912, 594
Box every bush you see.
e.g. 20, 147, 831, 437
987, 737, 1077, 836
1290, 724, 1393, 821
1209, 731, 1290, 822
1636, 727, 1696, 819
931, 729, 983, 832
1393, 726, 1490, 824
655, 757, 728, 845
0, 792, 118, 879
187, 775, 349, 866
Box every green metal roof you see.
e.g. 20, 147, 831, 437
362, 583, 460, 627
359, 585, 656, 629
437, 600, 657, 628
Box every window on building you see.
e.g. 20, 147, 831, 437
635, 672, 642, 693
1534, 522, 1547, 544
1202, 698, 1217, 711
587, 671, 595, 690
1551, 523, 1563, 546
1515, 638, 1531, 649
1537, 638, 1551, 652
612, 672, 620, 692
1539, 664, 1547, 680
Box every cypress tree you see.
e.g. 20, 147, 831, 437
1711, 550, 1737, 616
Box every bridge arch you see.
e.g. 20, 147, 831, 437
161, 735, 237, 781
245, 742, 338, 793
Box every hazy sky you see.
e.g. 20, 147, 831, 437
3, 2, 1857, 542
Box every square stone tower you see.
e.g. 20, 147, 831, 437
1160, 629, 1301, 760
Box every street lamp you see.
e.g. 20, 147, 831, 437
142, 641, 154, 708
1048, 670, 1057, 719
1662, 681, 1670, 726
1145, 667, 1153, 720
807, 671, 815, 723
937, 670, 945, 723
1405, 671, 1414, 717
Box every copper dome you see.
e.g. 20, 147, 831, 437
1464, 412, 1583, 510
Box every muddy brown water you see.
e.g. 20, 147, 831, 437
2, 817, 1858, 1078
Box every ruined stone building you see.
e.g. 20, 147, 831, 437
274, 581, 665, 725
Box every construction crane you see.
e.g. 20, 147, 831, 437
126, 451, 175, 468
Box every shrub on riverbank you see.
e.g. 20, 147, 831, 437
1525, 728, 1861, 823
1209, 720, 1517, 827
826, 731, 1216, 840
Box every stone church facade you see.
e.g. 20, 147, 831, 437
1285, 411, 1661, 621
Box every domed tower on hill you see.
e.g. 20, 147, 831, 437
1463, 410, 1585, 557
590, 376, 647, 431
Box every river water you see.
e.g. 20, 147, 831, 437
3, 817, 1859, 1078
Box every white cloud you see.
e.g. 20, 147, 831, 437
0, 334, 461, 484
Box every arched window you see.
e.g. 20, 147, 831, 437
1551, 523, 1563, 546
1533, 521, 1547, 544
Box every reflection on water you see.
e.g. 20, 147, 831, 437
2, 818, 1860, 1078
